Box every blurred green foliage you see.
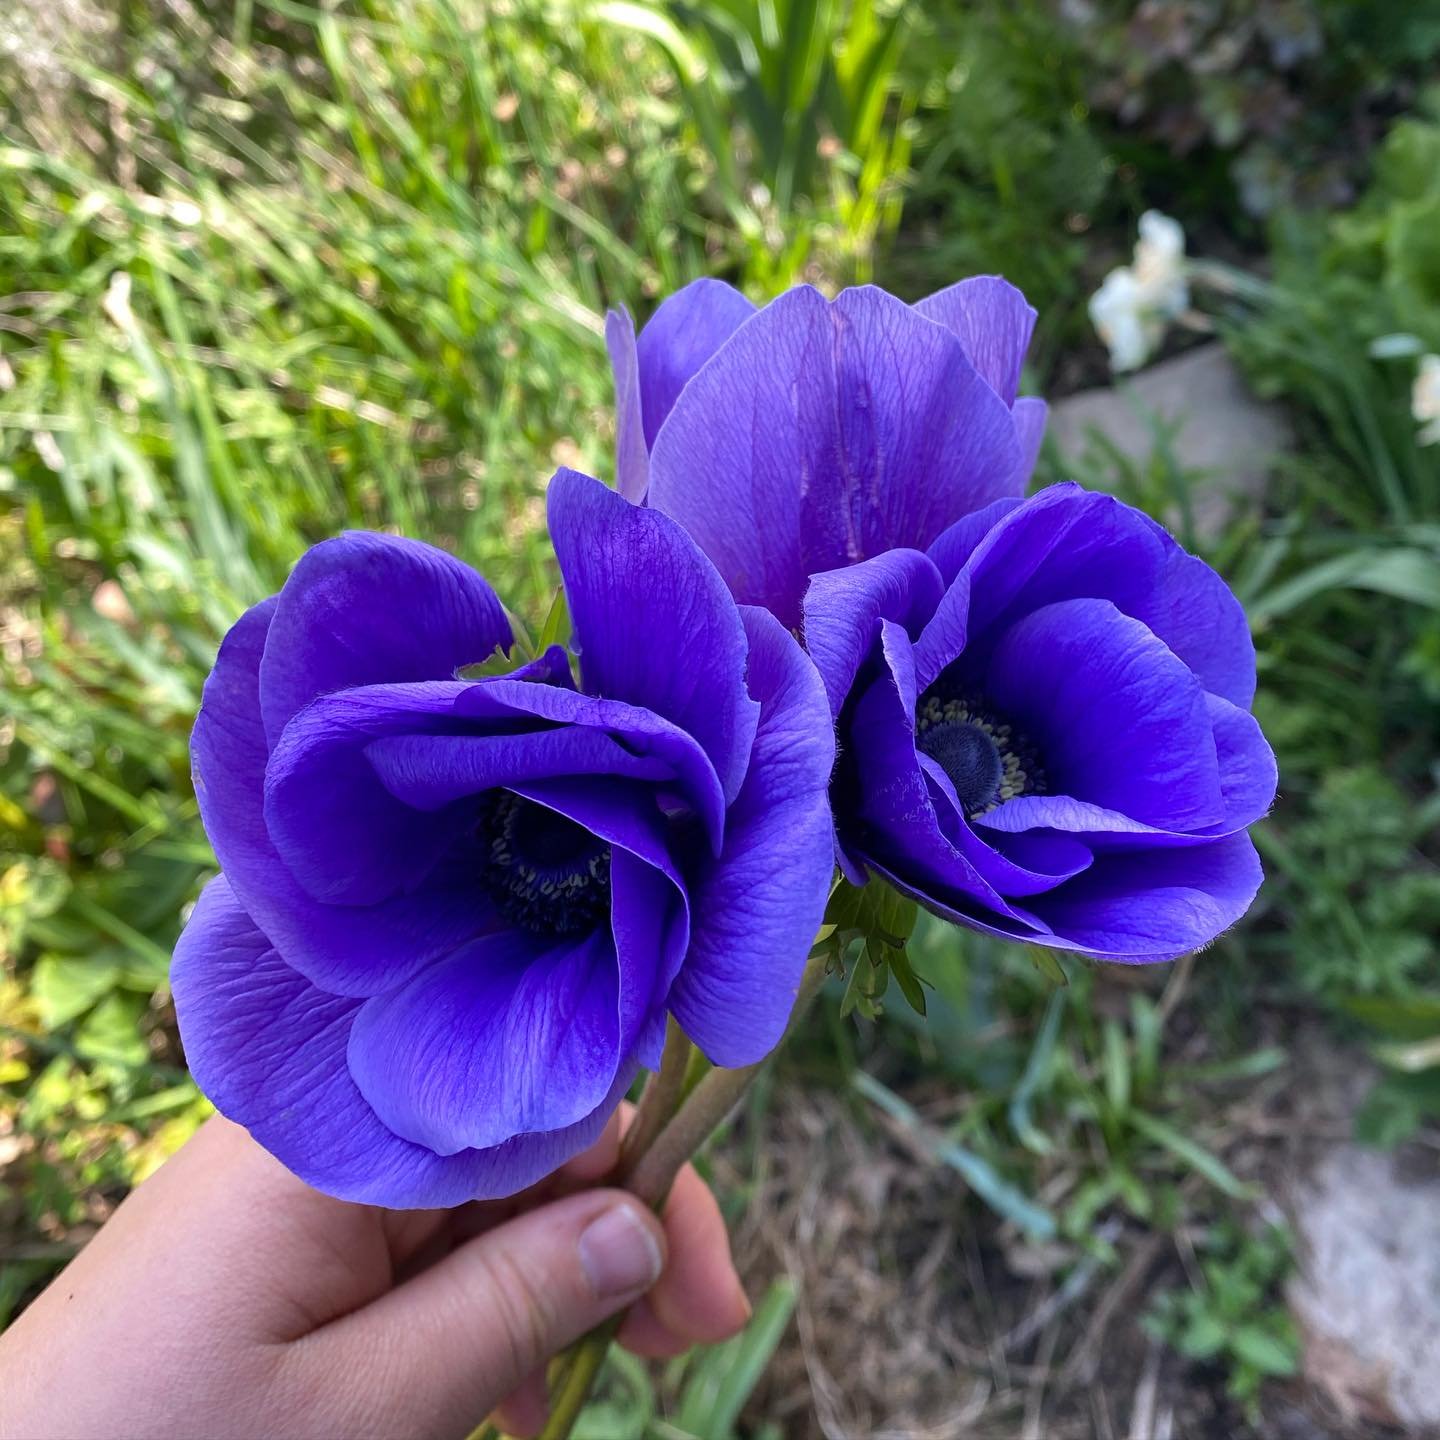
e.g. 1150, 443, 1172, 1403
605, 0, 914, 284
1205, 108, 1440, 1142
2, 0, 713, 1310
2, 0, 1439, 1430
889, 0, 1125, 367
571, 1279, 794, 1438
1060, 0, 1440, 219
1145, 1222, 1299, 1418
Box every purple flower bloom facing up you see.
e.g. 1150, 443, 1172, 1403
171, 472, 836, 1207
607, 276, 1047, 625
802, 484, 1277, 960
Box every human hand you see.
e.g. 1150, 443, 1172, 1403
0, 1110, 750, 1439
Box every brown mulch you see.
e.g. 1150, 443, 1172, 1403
717, 1020, 1430, 1440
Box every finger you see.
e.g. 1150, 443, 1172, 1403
552, 1102, 627, 1186
489, 1366, 550, 1438
644, 1162, 750, 1346
55, 1117, 408, 1337
302, 1189, 666, 1437
616, 1296, 694, 1359
421, 1104, 631, 1260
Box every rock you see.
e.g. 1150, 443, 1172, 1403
1049, 343, 1290, 540
1287, 1145, 1440, 1431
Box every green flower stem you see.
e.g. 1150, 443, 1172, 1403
617, 1016, 692, 1177
678, 1041, 713, 1102
627, 964, 820, 1208
535, 943, 836, 1440
533, 1316, 621, 1440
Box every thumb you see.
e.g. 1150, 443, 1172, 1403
301, 1190, 666, 1438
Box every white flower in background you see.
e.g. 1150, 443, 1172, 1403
1089, 210, 1190, 373
1413, 354, 1440, 447
1088, 269, 1151, 374
1133, 211, 1188, 309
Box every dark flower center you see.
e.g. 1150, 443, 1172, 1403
915, 685, 1047, 819
477, 791, 612, 938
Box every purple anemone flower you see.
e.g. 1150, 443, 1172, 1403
804, 484, 1277, 960
171, 471, 836, 1207
606, 276, 1047, 625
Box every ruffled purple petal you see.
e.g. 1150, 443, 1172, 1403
509, 775, 680, 879
914, 275, 1037, 406
192, 603, 495, 999
548, 468, 759, 807
507, 643, 577, 689
962, 484, 1257, 708
913, 572, 973, 693
347, 927, 623, 1155
842, 622, 1031, 923
666, 607, 837, 1066
984, 598, 1223, 831
172, 878, 628, 1207
258, 532, 510, 747
632, 278, 757, 449
606, 306, 649, 501
920, 756, 1093, 897
1010, 396, 1048, 485
367, 727, 674, 810
866, 858, 1053, 947
801, 550, 944, 716
1023, 833, 1265, 962
981, 827, 1096, 892
611, 847, 690, 1046
262, 676, 724, 905
978, 691, 1274, 849
647, 285, 1023, 626
927, 496, 1027, 585
1207, 693, 1277, 830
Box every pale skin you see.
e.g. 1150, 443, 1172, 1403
0, 1109, 750, 1439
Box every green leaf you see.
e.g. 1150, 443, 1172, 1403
1231, 1324, 1298, 1377
1009, 988, 1064, 1155
1251, 546, 1440, 623
1387, 192, 1440, 308
1376, 118, 1440, 202
593, 1, 712, 84
825, 876, 917, 948
1130, 994, 1162, 1095
31, 953, 123, 1030
1355, 1076, 1428, 1147
74, 992, 149, 1068
1180, 1310, 1227, 1360
837, 946, 878, 1019
1342, 992, 1440, 1040
1028, 947, 1069, 988
853, 1071, 1057, 1239
456, 642, 526, 681
887, 942, 929, 1018
1102, 1017, 1131, 1119
675, 1279, 796, 1438
1171, 1047, 1288, 1084
1113, 1166, 1153, 1221
828, 878, 924, 1018
1129, 1111, 1251, 1198
572, 1347, 654, 1439
1374, 1035, 1440, 1073
534, 584, 571, 653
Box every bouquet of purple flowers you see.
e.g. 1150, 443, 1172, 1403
172, 276, 1275, 1436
